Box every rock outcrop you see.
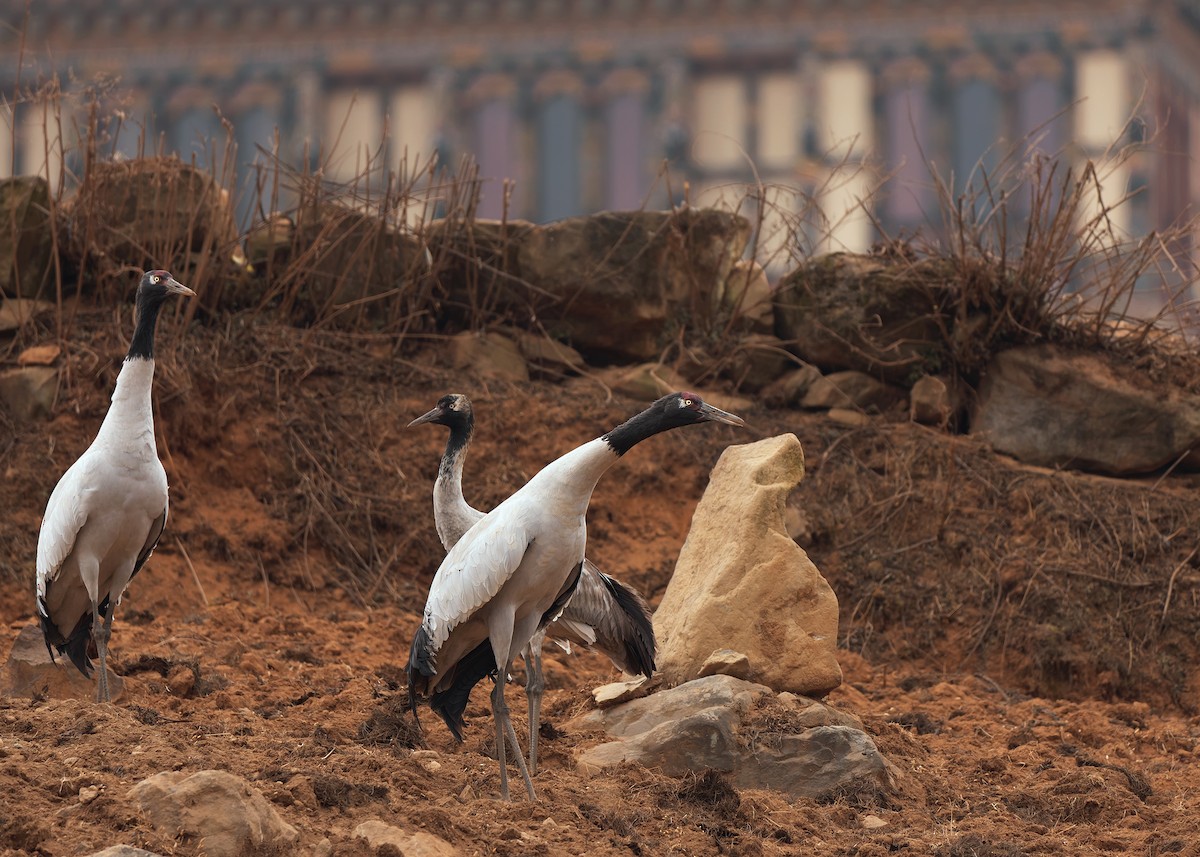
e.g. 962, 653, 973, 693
573, 676, 894, 800
0, 176, 55, 299
774, 252, 954, 384
653, 434, 842, 696
431, 209, 751, 363
65, 157, 238, 294
127, 770, 298, 857
289, 202, 430, 325
972, 344, 1200, 476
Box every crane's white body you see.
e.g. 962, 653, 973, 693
422, 438, 612, 684
36, 358, 168, 698
432, 436, 644, 668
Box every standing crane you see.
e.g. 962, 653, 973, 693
407, 391, 744, 799
409, 393, 656, 775
36, 270, 195, 702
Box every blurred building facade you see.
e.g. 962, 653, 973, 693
1, 0, 1198, 270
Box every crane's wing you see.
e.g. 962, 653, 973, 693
125, 499, 168, 593
422, 513, 532, 652
551, 558, 657, 677
408, 512, 533, 703
34, 460, 96, 612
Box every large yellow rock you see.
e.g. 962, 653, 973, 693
654, 434, 842, 696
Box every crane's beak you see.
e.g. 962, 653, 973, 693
698, 401, 746, 427
407, 406, 445, 428
165, 276, 196, 297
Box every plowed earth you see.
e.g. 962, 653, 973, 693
1, 308, 1198, 856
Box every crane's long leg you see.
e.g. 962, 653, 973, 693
93, 602, 112, 703
492, 662, 536, 801
524, 630, 547, 776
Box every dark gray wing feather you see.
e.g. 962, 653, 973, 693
552, 558, 656, 677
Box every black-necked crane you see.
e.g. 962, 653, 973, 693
407, 391, 745, 800
35, 270, 195, 702
408, 393, 656, 775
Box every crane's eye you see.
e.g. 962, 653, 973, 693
151, 274, 160, 284
682, 398, 694, 407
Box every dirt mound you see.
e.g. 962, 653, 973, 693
2, 309, 1200, 855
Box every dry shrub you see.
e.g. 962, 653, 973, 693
358, 695, 425, 751
241, 145, 443, 332
863, 127, 1199, 393
935, 835, 1025, 857
804, 416, 1200, 710
64, 156, 240, 302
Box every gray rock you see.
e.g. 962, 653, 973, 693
578, 707, 739, 776
511, 329, 585, 376
910, 374, 958, 425
575, 677, 894, 801
736, 726, 895, 799
354, 820, 460, 856
727, 333, 792, 391
516, 209, 751, 362
698, 649, 752, 680
128, 770, 298, 857
720, 259, 774, 334
574, 674, 772, 739
0, 624, 123, 701
258, 202, 430, 322
0, 176, 55, 299
801, 371, 904, 412
0, 298, 55, 332
777, 692, 865, 730
761, 365, 823, 408
0, 366, 58, 422
595, 362, 690, 402
429, 210, 751, 363
972, 344, 1200, 476
87, 848, 165, 857
65, 159, 240, 300
448, 330, 530, 382
774, 252, 953, 384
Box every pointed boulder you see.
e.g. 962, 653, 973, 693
654, 434, 842, 696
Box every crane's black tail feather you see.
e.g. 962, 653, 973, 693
406, 625, 439, 734
599, 573, 657, 678
37, 594, 108, 679
429, 639, 498, 742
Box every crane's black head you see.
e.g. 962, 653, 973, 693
408, 393, 475, 464
137, 270, 195, 307
604, 391, 746, 456
128, 270, 195, 360
408, 393, 474, 431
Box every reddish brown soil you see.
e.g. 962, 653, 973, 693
1, 310, 1199, 856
